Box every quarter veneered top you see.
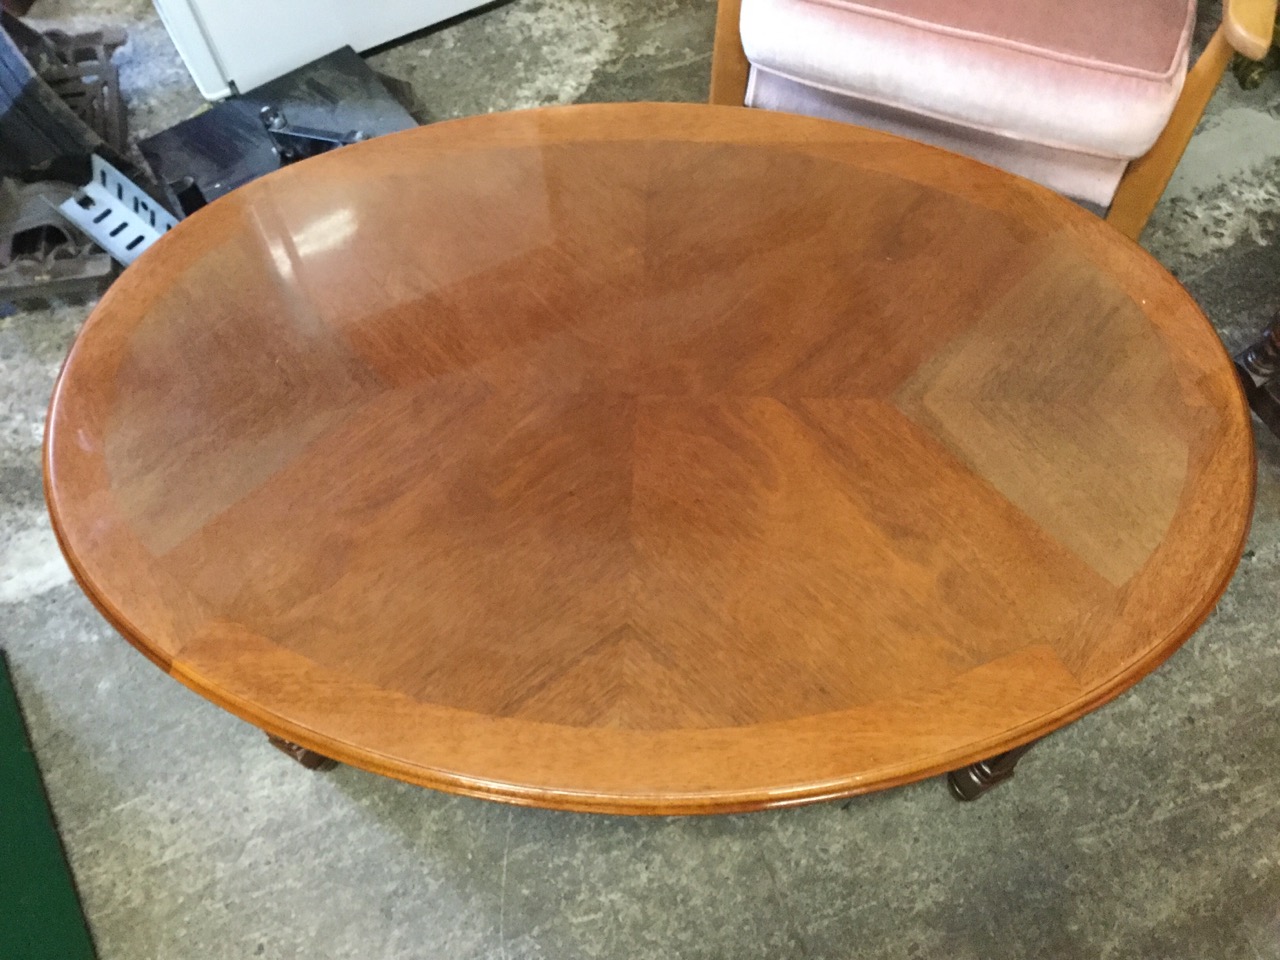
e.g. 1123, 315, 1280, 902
45, 103, 1254, 813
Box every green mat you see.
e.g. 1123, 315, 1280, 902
0, 649, 96, 959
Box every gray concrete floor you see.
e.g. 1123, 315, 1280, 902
3, 1, 1280, 957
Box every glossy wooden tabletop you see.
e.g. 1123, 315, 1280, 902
45, 104, 1255, 814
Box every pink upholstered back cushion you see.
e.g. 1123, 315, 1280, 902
746, 66, 1130, 206
807, 0, 1193, 79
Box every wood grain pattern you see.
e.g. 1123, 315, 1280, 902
44, 104, 1255, 814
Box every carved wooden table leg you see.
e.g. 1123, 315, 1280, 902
266, 733, 337, 771
1236, 312, 1280, 439
948, 741, 1038, 801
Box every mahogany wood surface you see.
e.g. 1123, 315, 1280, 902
44, 103, 1255, 814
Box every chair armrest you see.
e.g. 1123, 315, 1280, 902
1225, 0, 1277, 60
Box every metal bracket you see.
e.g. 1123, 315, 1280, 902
259, 105, 367, 162
57, 155, 176, 265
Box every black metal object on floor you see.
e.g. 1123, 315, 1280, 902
138, 46, 417, 217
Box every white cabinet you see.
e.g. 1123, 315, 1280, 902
153, 0, 489, 99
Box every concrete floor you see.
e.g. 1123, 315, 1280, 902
3, 1, 1280, 957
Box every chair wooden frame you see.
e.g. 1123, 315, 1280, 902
709, 0, 1278, 240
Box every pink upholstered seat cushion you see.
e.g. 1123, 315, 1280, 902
739, 0, 1195, 159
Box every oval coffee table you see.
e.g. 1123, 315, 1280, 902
45, 103, 1256, 814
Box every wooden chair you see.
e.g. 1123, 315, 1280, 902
710, 0, 1277, 242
